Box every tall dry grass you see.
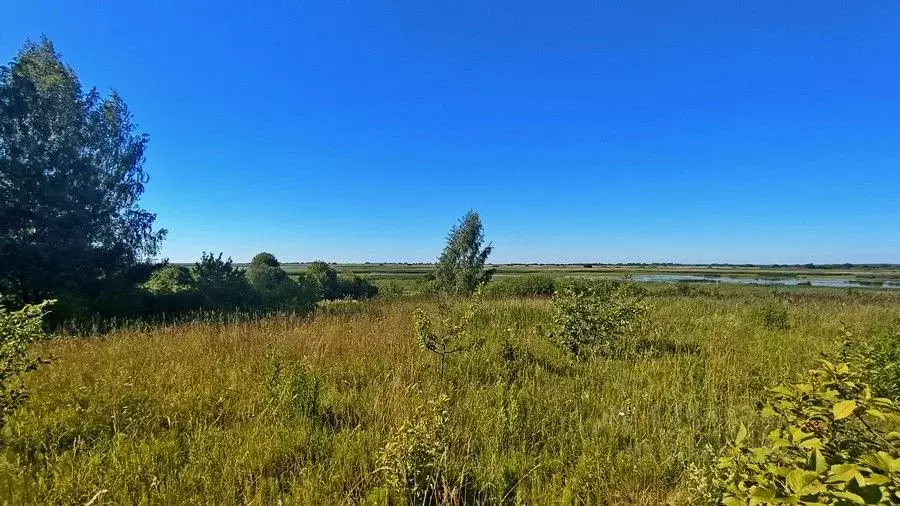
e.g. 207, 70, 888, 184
1, 289, 898, 504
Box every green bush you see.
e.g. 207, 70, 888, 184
0, 297, 53, 429
757, 300, 791, 331
841, 324, 900, 403
713, 360, 900, 505
413, 292, 485, 377
141, 265, 202, 314
547, 278, 648, 358
250, 252, 280, 268
247, 253, 318, 311
337, 273, 379, 300
143, 265, 195, 294
375, 280, 406, 299
482, 275, 557, 298
295, 271, 324, 305
192, 252, 253, 310
378, 394, 450, 503
307, 261, 341, 300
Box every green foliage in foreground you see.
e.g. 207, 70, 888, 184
842, 324, 900, 403
0, 298, 52, 429
713, 360, 900, 505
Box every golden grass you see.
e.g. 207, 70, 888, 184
1, 291, 898, 504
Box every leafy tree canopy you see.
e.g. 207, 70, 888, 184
0, 38, 165, 304
192, 252, 250, 310
142, 265, 194, 295
307, 261, 340, 300
433, 211, 494, 295
250, 252, 279, 268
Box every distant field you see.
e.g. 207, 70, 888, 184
268, 262, 900, 285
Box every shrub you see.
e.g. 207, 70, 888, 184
841, 324, 900, 403
378, 394, 450, 503
295, 271, 324, 305
307, 261, 341, 300
713, 360, 900, 505
247, 253, 317, 311
413, 293, 485, 377
548, 278, 648, 358
141, 265, 201, 314
0, 297, 53, 429
192, 252, 253, 310
143, 265, 195, 294
757, 300, 791, 331
376, 280, 406, 299
250, 252, 280, 268
481, 275, 557, 298
337, 273, 379, 300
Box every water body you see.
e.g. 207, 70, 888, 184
632, 274, 900, 290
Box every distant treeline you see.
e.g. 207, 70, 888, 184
55, 253, 378, 327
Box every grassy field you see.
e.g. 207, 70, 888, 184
2, 283, 899, 504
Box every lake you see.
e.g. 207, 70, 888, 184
632, 274, 900, 289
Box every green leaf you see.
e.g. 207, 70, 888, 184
866, 473, 889, 485
799, 437, 823, 450
847, 481, 883, 504
808, 449, 828, 474
736, 423, 748, 445
749, 486, 776, 500
826, 464, 859, 483
833, 400, 857, 420
866, 408, 886, 421
831, 490, 865, 504
786, 469, 818, 493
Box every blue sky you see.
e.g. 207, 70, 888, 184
3, 1, 899, 264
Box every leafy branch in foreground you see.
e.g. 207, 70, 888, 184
714, 360, 900, 505
1, 297, 54, 429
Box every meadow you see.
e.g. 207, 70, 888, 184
2, 281, 899, 504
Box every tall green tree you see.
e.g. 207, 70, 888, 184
307, 261, 341, 300
0, 38, 165, 304
192, 252, 251, 310
246, 252, 318, 311
433, 211, 494, 295
249, 252, 279, 268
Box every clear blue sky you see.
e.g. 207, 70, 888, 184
4, 1, 899, 264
